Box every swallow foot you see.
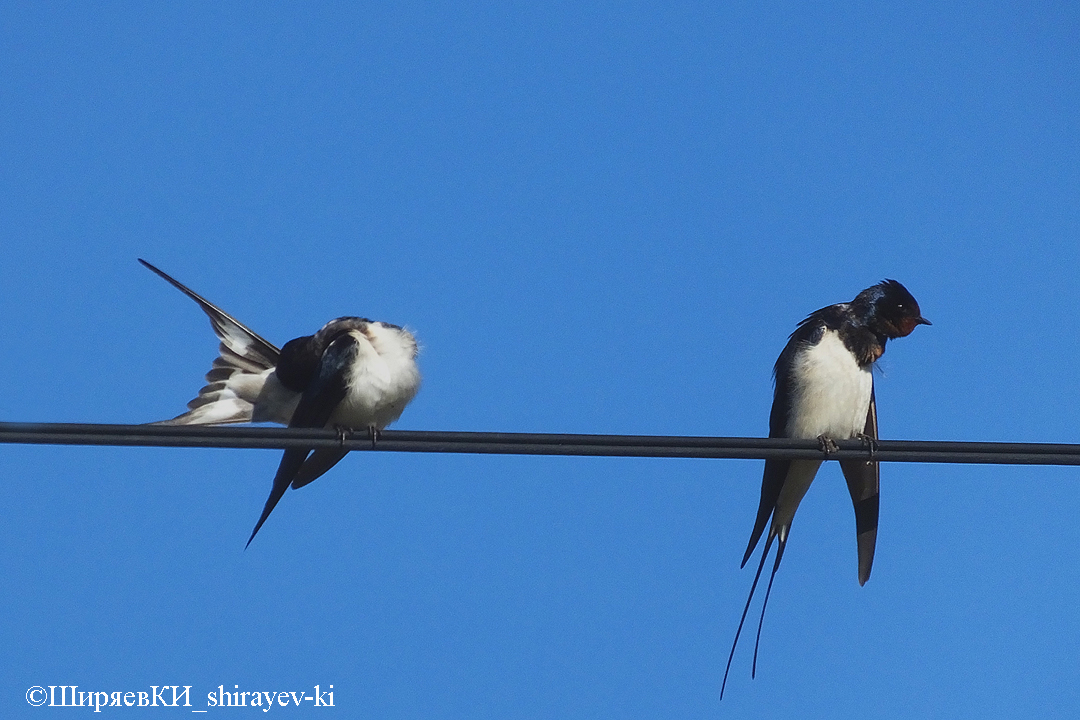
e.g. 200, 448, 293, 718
855, 432, 878, 458
334, 425, 352, 447
368, 426, 381, 450
817, 434, 840, 457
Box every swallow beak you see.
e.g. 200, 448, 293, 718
896, 315, 931, 337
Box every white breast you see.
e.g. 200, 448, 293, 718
786, 329, 873, 440
333, 325, 421, 430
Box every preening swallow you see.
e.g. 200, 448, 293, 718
720, 279, 929, 699
140, 259, 421, 546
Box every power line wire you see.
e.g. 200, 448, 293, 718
2, 422, 1080, 465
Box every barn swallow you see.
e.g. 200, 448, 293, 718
720, 279, 929, 699
139, 259, 421, 546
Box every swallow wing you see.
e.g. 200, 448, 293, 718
291, 449, 350, 490
246, 332, 358, 546
742, 458, 788, 567
741, 322, 814, 567
839, 385, 879, 585
140, 259, 282, 425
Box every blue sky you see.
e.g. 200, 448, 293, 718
2, 2, 1079, 717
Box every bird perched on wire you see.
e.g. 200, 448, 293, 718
720, 279, 929, 699
139, 259, 421, 547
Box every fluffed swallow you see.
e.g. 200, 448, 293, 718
720, 279, 929, 699
140, 259, 421, 546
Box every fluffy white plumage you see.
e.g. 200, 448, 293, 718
327, 323, 421, 431
786, 329, 874, 440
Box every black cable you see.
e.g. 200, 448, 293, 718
2, 422, 1080, 465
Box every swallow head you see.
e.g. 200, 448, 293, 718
363, 320, 419, 361
316, 316, 372, 341
854, 279, 931, 339
312, 317, 419, 370
273, 318, 369, 391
